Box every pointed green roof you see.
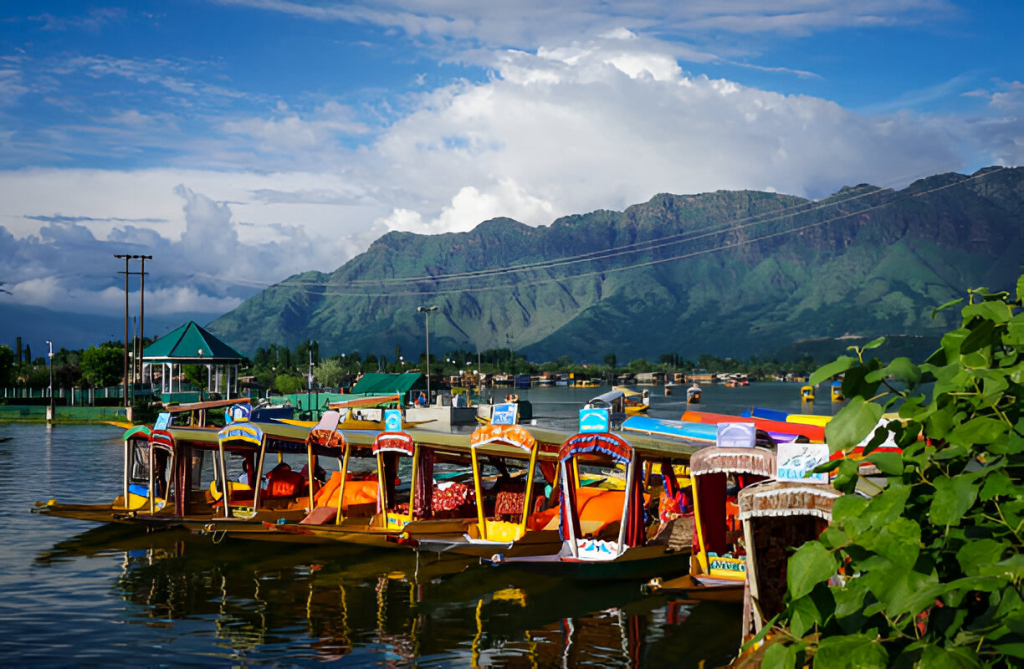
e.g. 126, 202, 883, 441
143, 321, 247, 362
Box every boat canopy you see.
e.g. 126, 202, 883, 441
167, 397, 251, 413
737, 480, 842, 522
559, 432, 633, 467
328, 393, 401, 410
149, 429, 175, 453
372, 432, 415, 456
217, 420, 264, 448
689, 447, 776, 477
588, 390, 624, 406
307, 411, 346, 450
123, 425, 153, 441
470, 424, 537, 453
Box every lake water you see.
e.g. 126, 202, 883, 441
0, 383, 830, 666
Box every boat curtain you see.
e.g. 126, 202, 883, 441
697, 472, 727, 556
558, 457, 581, 542
624, 460, 645, 548
413, 448, 434, 519
377, 452, 399, 513
539, 461, 557, 486
174, 443, 192, 517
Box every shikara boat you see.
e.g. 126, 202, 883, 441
613, 386, 650, 414
682, 410, 823, 443
650, 445, 776, 603
686, 384, 702, 403
404, 423, 563, 559
33, 424, 177, 524
738, 479, 842, 637
261, 428, 484, 547
623, 415, 784, 447
490, 429, 698, 581
180, 413, 350, 539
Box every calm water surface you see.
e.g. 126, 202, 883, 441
0, 383, 830, 666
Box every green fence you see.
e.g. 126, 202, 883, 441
0, 405, 128, 422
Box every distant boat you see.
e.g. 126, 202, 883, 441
686, 384, 702, 404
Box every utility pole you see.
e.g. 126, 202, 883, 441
115, 254, 132, 408
139, 254, 152, 383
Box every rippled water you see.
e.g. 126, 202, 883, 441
0, 383, 824, 666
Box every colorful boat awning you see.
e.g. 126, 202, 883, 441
372, 432, 414, 456
470, 424, 537, 453
558, 432, 633, 466
218, 420, 264, 447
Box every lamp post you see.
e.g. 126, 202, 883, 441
417, 305, 439, 404
45, 340, 53, 412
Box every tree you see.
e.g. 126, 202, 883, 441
274, 374, 304, 395
604, 353, 617, 369
80, 343, 123, 387
0, 345, 13, 386
627, 358, 652, 373
314, 358, 346, 389
756, 277, 1024, 667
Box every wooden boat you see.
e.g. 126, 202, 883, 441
33, 424, 178, 524
277, 412, 434, 431
830, 380, 844, 403
690, 410, 824, 443
613, 386, 650, 414
622, 416, 784, 447
649, 445, 776, 603
738, 479, 842, 637
741, 407, 833, 428
490, 429, 698, 581
260, 428, 484, 547
180, 413, 351, 538
686, 384, 702, 403
800, 384, 815, 402
403, 423, 563, 559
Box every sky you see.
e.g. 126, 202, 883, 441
0, 0, 1021, 340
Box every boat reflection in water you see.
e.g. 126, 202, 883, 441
38, 525, 741, 666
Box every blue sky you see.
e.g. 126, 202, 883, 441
0, 0, 1021, 335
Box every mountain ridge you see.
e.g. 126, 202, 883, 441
207, 167, 1024, 363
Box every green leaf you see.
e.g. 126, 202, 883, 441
980, 470, 1015, 500
762, 641, 801, 669
956, 539, 1007, 577
787, 541, 836, 600
887, 356, 922, 386
825, 396, 883, 454
810, 355, 856, 386
789, 595, 822, 637
867, 451, 904, 476
814, 634, 888, 669
861, 517, 920, 569
992, 643, 1024, 659
861, 336, 886, 351
962, 300, 1014, 325
932, 297, 964, 319
920, 644, 981, 668
946, 416, 1008, 448
1016, 275, 1024, 303
929, 475, 979, 526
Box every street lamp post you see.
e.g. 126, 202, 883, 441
45, 340, 53, 412
417, 306, 439, 404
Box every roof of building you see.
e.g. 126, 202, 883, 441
350, 372, 425, 396
142, 321, 246, 362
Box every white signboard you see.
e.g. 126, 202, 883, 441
717, 422, 756, 448
776, 443, 830, 483
491, 402, 518, 426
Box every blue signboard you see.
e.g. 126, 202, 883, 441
225, 403, 252, 424
579, 408, 611, 434
492, 402, 518, 425
154, 412, 171, 431
384, 409, 403, 433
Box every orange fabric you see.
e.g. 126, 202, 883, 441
319, 479, 379, 510
314, 471, 343, 505
267, 467, 305, 497
525, 487, 652, 533
726, 498, 740, 532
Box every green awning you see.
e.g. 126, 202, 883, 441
143, 321, 247, 363
350, 373, 426, 396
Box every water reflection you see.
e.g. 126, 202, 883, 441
31, 526, 740, 666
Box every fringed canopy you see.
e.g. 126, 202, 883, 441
470, 423, 537, 453
689, 446, 776, 477
737, 480, 842, 522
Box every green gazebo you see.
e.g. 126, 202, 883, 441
142, 321, 247, 398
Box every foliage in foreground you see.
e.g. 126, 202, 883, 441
758, 276, 1024, 667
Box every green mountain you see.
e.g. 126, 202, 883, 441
208, 167, 1024, 363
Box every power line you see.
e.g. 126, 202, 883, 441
235, 165, 1006, 299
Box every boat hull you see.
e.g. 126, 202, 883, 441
653, 574, 744, 603
493, 545, 691, 581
